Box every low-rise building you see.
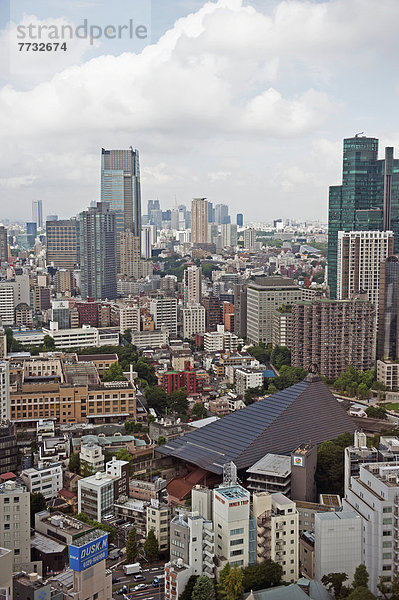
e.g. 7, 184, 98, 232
21, 463, 63, 499
146, 501, 171, 552
79, 443, 104, 474
235, 368, 264, 396
247, 454, 291, 496
0, 479, 31, 571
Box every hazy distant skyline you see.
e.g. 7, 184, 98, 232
1, 0, 399, 223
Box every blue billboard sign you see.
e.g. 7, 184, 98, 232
69, 533, 108, 572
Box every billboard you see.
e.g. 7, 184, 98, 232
69, 533, 108, 572
292, 455, 304, 467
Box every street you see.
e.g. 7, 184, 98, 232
112, 564, 165, 600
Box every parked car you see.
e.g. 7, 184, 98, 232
133, 584, 147, 591
133, 574, 145, 581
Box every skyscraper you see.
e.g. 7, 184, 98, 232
32, 199, 43, 228
26, 222, 37, 247
236, 213, 243, 227
244, 228, 256, 251
191, 198, 208, 244
79, 202, 117, 300
183, 265, 201, 305
328, 136, 399, 298
214, 203, 230, 224
378, 255, 399, 359
101, 147, 141, 240
337, 230, 393, 307
46, 219, 79, 270
0, 226, 8, 264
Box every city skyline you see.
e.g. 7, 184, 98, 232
1, 0, 399, 222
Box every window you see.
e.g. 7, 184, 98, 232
230, 528, 244, 535
230, 539, 243, 546
230, 549, 243, 557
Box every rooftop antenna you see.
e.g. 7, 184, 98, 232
355, 132, 365, 138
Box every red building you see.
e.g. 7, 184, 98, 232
161, 369, 204, 394
76, 298, 99, 326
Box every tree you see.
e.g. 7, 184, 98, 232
43, 334, 55, 350
68, 452, 80, 474
144, 529, 159, 561
167, 388, 189, 415
115, 448, 133, 463
347, 587, 376, 600
179, 576, 198, 600
191, 403, 207, 419
192, 575, 215, 600
30, 492, 47, 525
103, 362, 127, 382
242, 560, 282, 592
353, 564, 369, 589
366, 406, 387, 420
76, 513, 115, 543
223, 566, 244, 600
126, 526, 138, 563
270, 345, 291, 369
378, 575, 399, 599
123, 329, 132, 344
145, 386, 167, 412
321, 573, 348, 598
157, 436, 166, 446
315, 432, 354, 496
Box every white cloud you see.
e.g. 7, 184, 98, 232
0, 0, 398, 221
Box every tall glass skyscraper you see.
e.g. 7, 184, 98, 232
101, 147, 141, 240
32, 199, 43, 229
378, 255, 399, 359
328, 136, 399, 298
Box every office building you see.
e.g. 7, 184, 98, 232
290, 444, 317, 503
67, 527, 112, 600
291, 297, 376, 379
0, 226, 8, 264
235, 368, 264, 396
213, 484, 250, 568
79, 202, 117, 300
221, 223, 238, 248
32, 199, 43, 228
244, 228, 256, 251
202, 295, 221, 332
146, 502, 171, 552
337, 230, 393, 306
150, 296, 177, 337
51, 299, 70, 329
46, 219, 79, 270
214, 203, 229, 225
344, 462, 399, 595
0, 480, 31, 571
252, 491, 299, 583
378, 254, 399, 359
328, 136, 399, 298
21, 463, 63, 499
314, 511, 362, 585
272, 307, 292, 348
236, 213, 243, 227
0, 323, 6, 360
101, 147, 141, 240
191, 198, 208, 244
247, 277, 302, 345
78, 472, 115, 521
182, 304, 205, 339
183, 265, 201, 305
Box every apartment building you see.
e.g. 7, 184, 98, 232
204, 325, 240, 353
235, 368, 264, 397
272, 308, 292, 348
253, 491, 299, 583
79, 443, 104, 474
0, 361, 10, 420
78, 472, 115, 521
0, 480, 31, 571
377, 359, 399, 390
291, 297, 376, 379
344, 462, 399, 595
182, 304, 205, 339
146, 502, 171, 552
21, 463, 63, 499
150, 297, 178, 337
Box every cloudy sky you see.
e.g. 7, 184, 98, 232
1, 0, 398, 224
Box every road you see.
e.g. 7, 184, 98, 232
112, 564, 165, 600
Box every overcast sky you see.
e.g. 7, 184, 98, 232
1, 0, 399, 224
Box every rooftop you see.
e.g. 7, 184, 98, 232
247, 454, 291, 477
216, 485, 249, 500
158, 374, 355, 474
316, 510, 360, 522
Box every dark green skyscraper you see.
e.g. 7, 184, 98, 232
328, 136, 399, 298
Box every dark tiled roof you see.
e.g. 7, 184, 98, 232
157, 374, 355, 474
